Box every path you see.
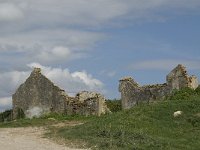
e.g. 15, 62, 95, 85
0, 127, 86, 150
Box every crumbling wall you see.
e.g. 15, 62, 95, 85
12, 68, 68, 119
166, 64, 198, 90
119, 77, 170, 109
66, 91, 109, 116
12, 68, 109, 119
119, 64, 199, 109
119, 77, 141, 109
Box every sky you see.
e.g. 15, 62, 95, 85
0, 0, 200, 112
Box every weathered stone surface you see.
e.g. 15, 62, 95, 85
119, 78, 170, 109
12, 68, 109, 118
66, 91, 109, 116
119, 64, 199, 109
12, 68, 68, 119
166, 64, 198, 90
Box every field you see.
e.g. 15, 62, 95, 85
1, 87, 200, 150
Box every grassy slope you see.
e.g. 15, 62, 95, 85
1, 88, 200, 150
53, 89, 200, 150
0, 114, 92, 128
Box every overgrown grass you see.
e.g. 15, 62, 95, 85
1, 88, 200, 149
50, 88, 200, 150
0, 113, 94, 128
106, 99, 122, 112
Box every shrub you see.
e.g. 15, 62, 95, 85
0, 109, 13, 122
187, 115, 200, 127
195, 85, 200, 95
169, 87, 196, 101
106, 99, 122, 112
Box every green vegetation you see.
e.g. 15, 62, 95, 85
49, 88, 200, 150
0, 112, 93, 128
0, 109, 12, 122
106, 99, 122, 112
1, 87, 200, 149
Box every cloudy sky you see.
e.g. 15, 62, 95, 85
0, 0, 200, 112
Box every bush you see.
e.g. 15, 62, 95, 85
187, 115, 200, 127
106, 99, 122, 112
168, 87, 196, 101
195, 85, 200, 95
0, 109, 13, 122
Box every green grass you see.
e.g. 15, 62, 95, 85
0, 113, 93, 128
1, 88, 200, 149
50, 88, 200, 150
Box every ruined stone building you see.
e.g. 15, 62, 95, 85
12, 68, 109, 119
119, 64, 199, 109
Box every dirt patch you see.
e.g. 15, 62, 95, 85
0, 127, 87, 150
51, 121, 84, 128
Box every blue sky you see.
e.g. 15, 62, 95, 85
0, 0, 200, 111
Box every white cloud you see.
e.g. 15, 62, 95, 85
0, 70, 29, 97
72, 71, 103, 90
3, 0, 200, 26
27, 63, 104, 94
128, 59, 200, 71
37, 46, 72, 62
0, 2, 24, 21
0, 97, 12, 107
0, 97, 12, 112
0, 29, 105, 65
0, 0, 200, 66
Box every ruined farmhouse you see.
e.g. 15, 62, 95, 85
119, 64, 199, 109
12, 68, 109, 119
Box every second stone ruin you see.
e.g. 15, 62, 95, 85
119, 64, 198, 109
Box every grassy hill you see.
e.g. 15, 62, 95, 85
1, 87, 200, 149
49, 88, 200, 150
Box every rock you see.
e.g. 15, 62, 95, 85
173, 111, 183, 117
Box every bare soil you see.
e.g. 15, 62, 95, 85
0, 127, 86, 150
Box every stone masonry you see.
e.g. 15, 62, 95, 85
12, 68, 108, 119
119, 64, 199, 109
66, 91, 109, 116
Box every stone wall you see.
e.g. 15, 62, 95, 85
12, 68, 109, 119
66, 91, 109, 116
166, 64, 198, 90
119, 64, 199, 109
12, 68, 68, 119
119, 77, 170, 109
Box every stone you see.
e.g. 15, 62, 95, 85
119, 64, 199, 110
12, 68, 109, 119
76, 91, 109, 116
65, 91, 109, 116
173, 111, 183, 117
166, 64, 198, 90
12, 68, 69, 119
